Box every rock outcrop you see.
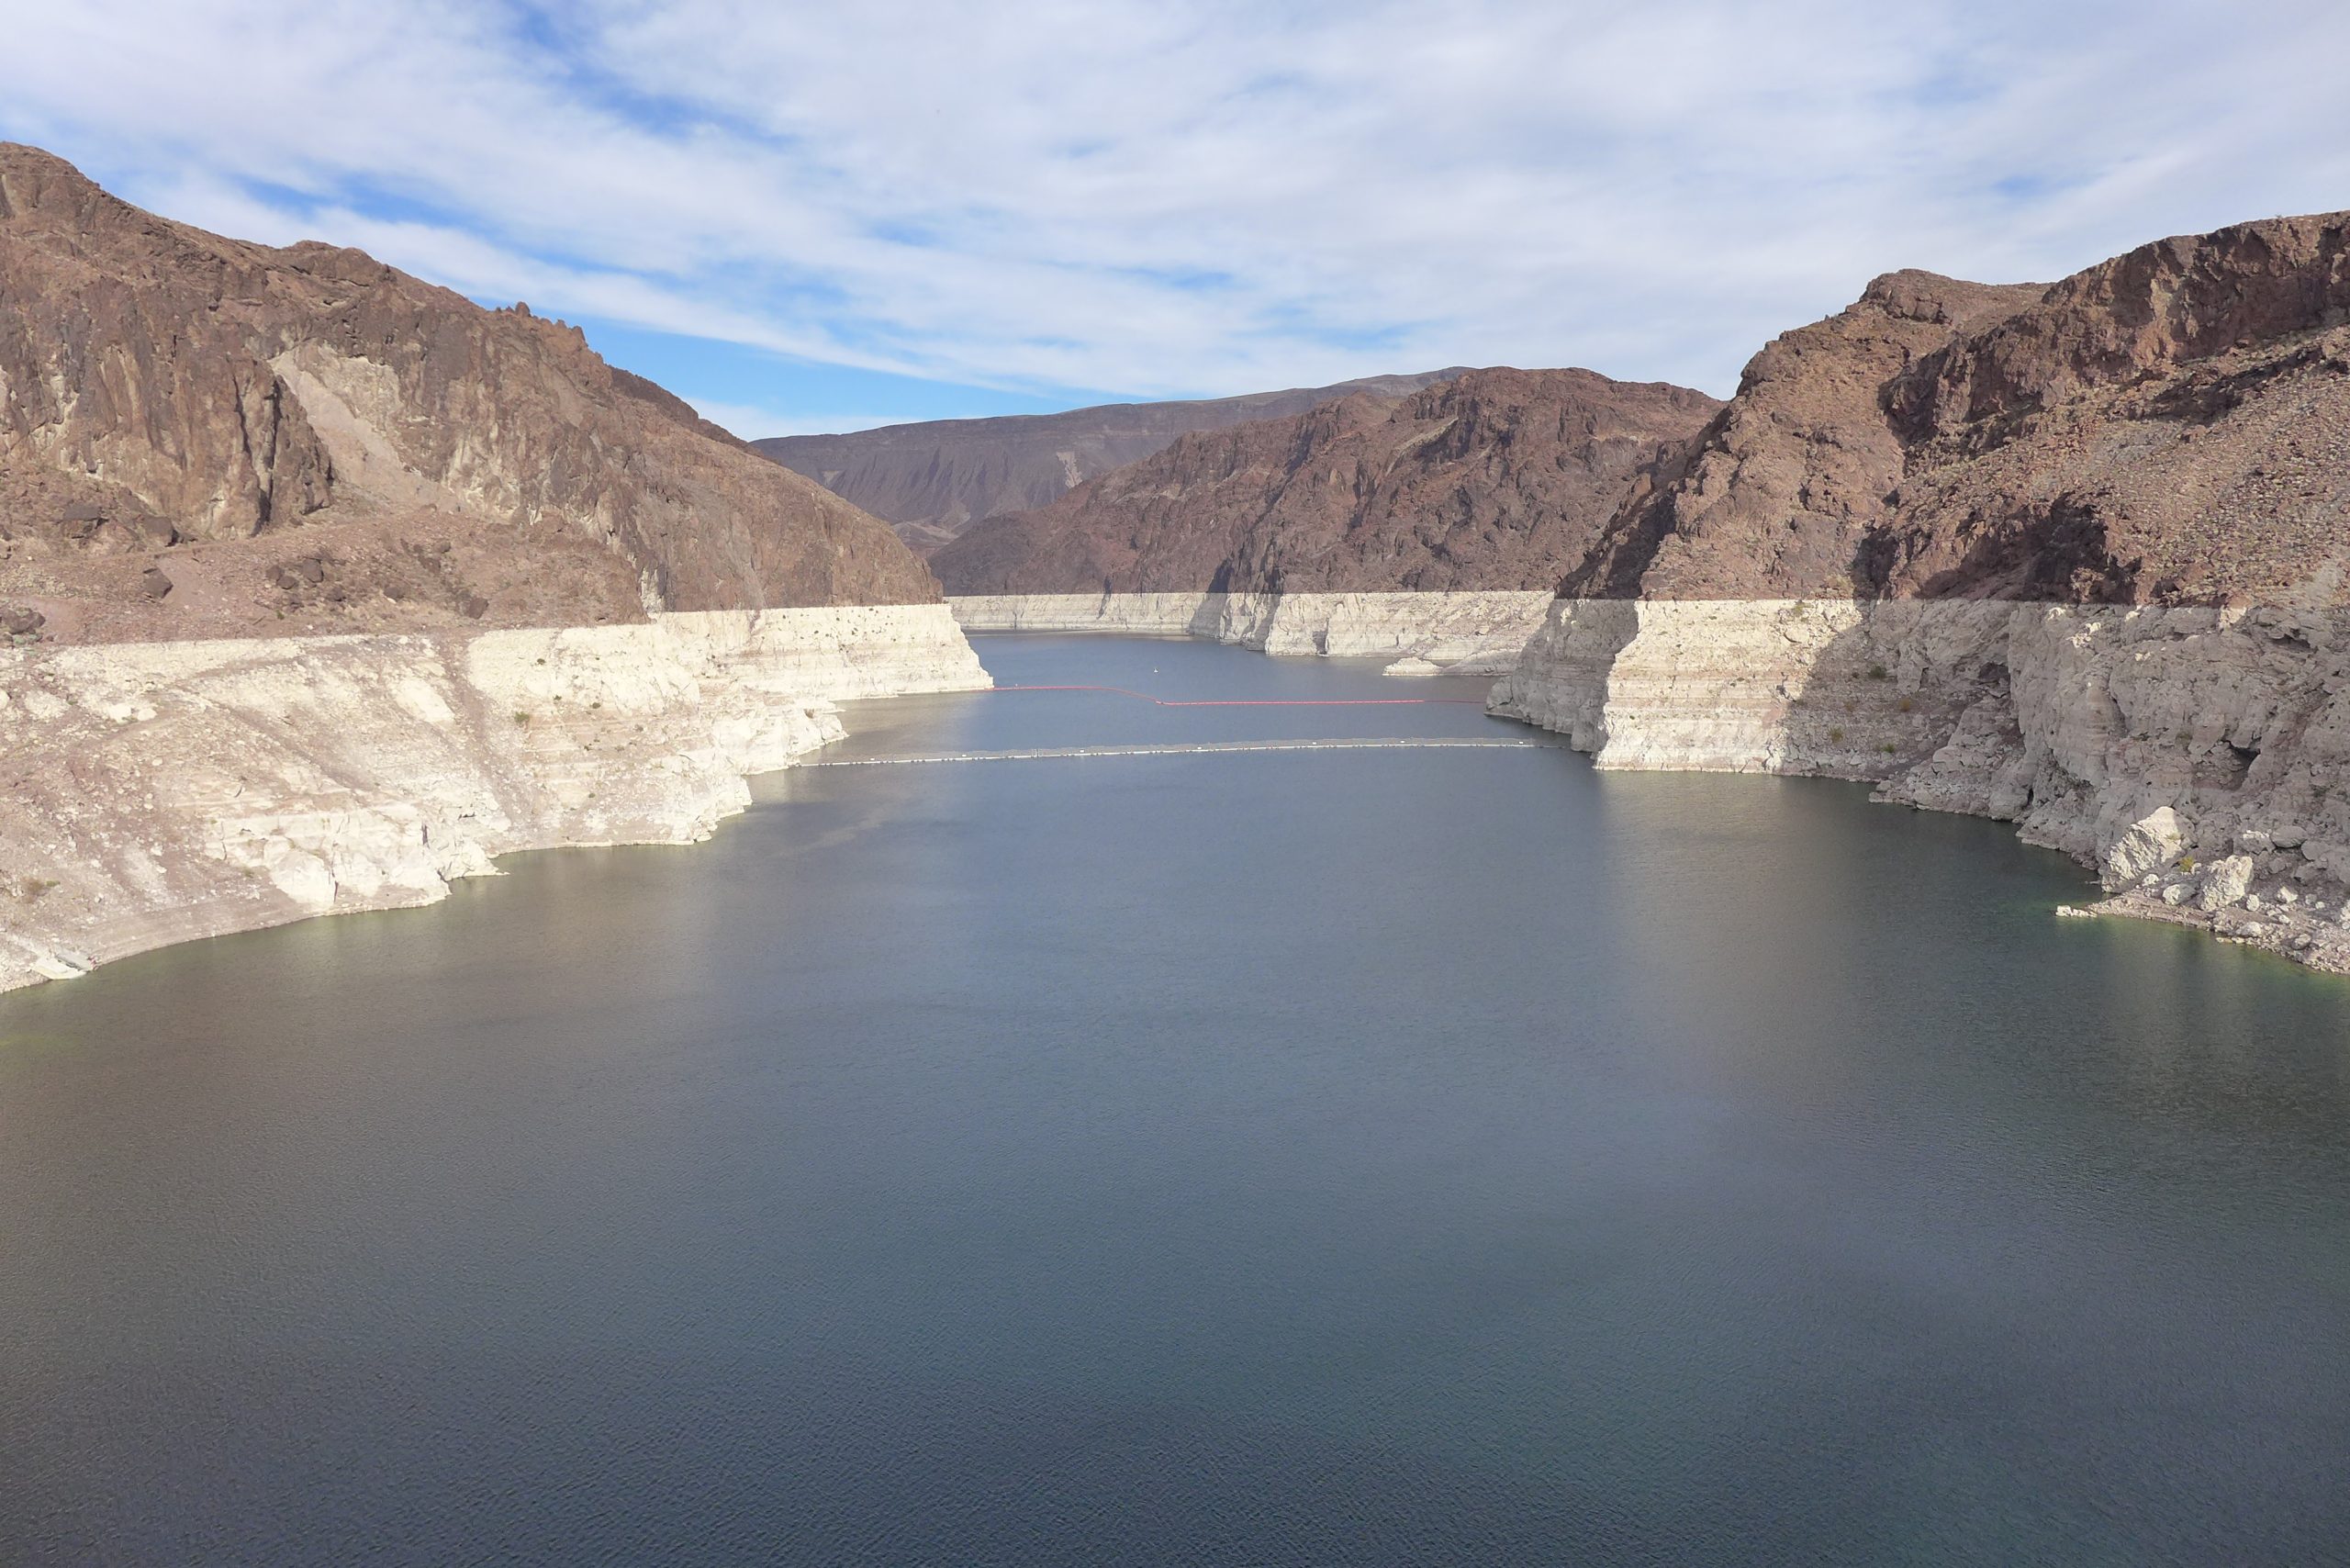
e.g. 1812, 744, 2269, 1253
931, 368, 1719, 598
754, 369, 1470, 549
1, 141, 941, 644
1494, 208, 2350, 972
0, 606, 988, 992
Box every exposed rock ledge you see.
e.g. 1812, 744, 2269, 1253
947, 591, 1554, 674
1490, 599, 2350, 973
0, 606, 989, 992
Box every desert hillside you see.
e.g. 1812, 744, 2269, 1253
0, 143, 938, 645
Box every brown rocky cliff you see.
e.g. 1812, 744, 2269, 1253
1900, 218, 2350, 446
929, 368, 1720, 595
1565, 272, 2047, 599
1569, 212, 2350, 606
0, 142, 936, 642
0, 149, 338, 543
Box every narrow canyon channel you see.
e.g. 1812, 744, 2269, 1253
6, 634, 2349, 1564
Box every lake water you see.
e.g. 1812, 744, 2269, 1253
5, 634, 2349, 1565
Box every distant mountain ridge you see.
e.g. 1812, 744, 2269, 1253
754, 369, 1471, 549
928, 367, 1721, 595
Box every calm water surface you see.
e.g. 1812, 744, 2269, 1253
5, 635, 2349, 1564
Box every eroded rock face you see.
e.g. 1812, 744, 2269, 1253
1491, 599, 2350, 972
0, 142, 939, 640
930, 369, 1719, 597
1569, 215, 2350, 608
1567, 273, 2049, 599
0, 606, 990, 992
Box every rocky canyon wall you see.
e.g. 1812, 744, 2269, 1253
0, 605, 988, 992
1491, 599, 2350, 970
0, 143, 997, 995
1487, 207, 2350, 973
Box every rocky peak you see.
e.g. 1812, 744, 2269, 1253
1857, 268, 2039, 328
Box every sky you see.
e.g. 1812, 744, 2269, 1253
6, 1, 2348, 437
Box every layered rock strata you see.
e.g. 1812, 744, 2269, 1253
0, 605, 988, 992
1492, 599, 2350, 970
948, 591, 1555, 674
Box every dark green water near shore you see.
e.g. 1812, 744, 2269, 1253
5, 634, 2349, 1564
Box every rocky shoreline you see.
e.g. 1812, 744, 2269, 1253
0, 605, 989, 993
16, 592, 2343, 991
947, 591, 1555, 674
1490, 599, 2350, 973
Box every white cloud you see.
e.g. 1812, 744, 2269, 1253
5, 0, 2347, 402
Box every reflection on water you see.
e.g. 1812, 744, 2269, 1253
3, 634, 2347, 1565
